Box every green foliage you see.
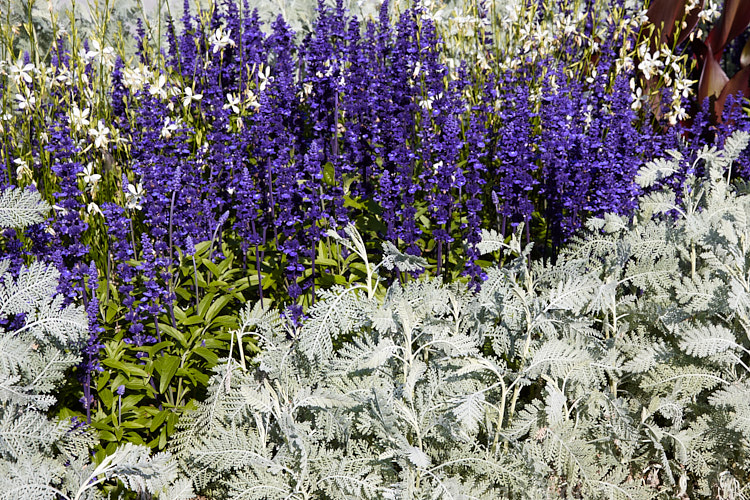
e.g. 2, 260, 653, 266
172, 132, 750, 498
0, 185, 192, 499
88, 239, 258, 455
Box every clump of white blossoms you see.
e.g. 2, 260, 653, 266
83, 39, 116, 69
13, 157, 32, 182
160, 117, 183, 139
149, 74, 169, 100
8, 59, 35, 86
15, 91, 35, 112
637, 46, 664, 81
70, 105, 91, 133
79, 162, 102, 194
126, 182, 145, 211
224, 93, 241, 114
89, 120, 111, 149
122, 65, 152, 93
209, 27, 235, 53
182, 86, 203, 108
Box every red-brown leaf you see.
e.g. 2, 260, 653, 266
647, 0, 689, 45
705, 0, 750, 58
715, 65, 750, 120
698, 43, 730, 102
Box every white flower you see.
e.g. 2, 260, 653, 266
432, 161, 443, 176
55, 67, 73, 85
86, 202, 103, 216
0, 113, 11, 133
52, 204, 68, 216
15, 92, 35, 112
79, 162, 102, 188
210, 27, 235, 53
223, 93, 241, 114
160, 118, 181, 139
149, 74, 168, 100
257, 64, 272, 92
698, 1, 721, 22
412, 61, 421, 79
14, 158, 32, 180
9, 60, 35, 85
85, 39, 113, 66
670, 105, 689, 124
89, 120, 111, 149
675, 78, 695, 99
630, 78, 645, 111
638, 50, 664, 81
123, 67, 148, 91
70, 105, 90, 132
101, 45, 116, 68
243, 89, 260, 110
125, 182, 145, 211
182, 86, 203, 108
418, 92, 442, 111
616, 54, 634, 73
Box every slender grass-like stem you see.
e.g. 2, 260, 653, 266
208, 211, 229, 261
154, 316, 162, 344
167, 189, 178, 328
252, 220, 264, 308
435, 240, 442, 277
129, 215, 138, 260
191, 252, 199, 311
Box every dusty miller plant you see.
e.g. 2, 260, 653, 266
0, 186, 193, 500
172, 132, 750, 499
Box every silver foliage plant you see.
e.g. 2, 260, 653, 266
173, 132, 750, 498
0, 186, 193, 500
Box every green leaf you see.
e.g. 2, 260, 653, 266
314, 257, 339, 267
323, 162, 336, 186
175, 286, 192, 301
182, 315, 204, 326
204, 260, 221, 279
205, 295, 232, 323
105, 303, 120, 322
153, 355, 181, 394
193, 346, 219, 365
343, 195, 365, 209
139, 341, 175, 356
100, 388, 113, 409
120, 394, 145, 410
99, 430, 117, 442
211, 315, 238, 329
160, 323, 189, 347
167, 412, 179, 434
197, 292, 216, 318
102, 358, 149, 378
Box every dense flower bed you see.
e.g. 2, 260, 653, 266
1, 0, 749, 494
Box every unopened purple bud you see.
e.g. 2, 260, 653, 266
115, 384, 125, 396
172, 167, 182, 189
218, 211, 230, 226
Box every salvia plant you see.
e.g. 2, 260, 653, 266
171, 131, 750, 498
0, 184, 193, 499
